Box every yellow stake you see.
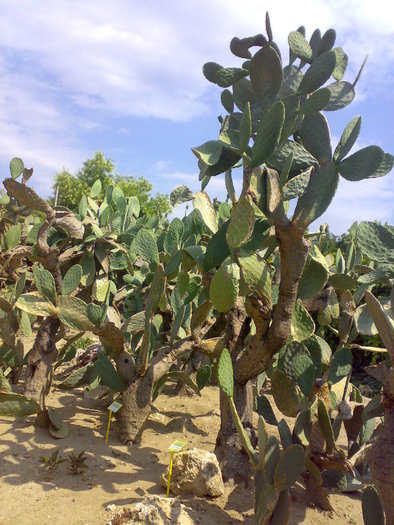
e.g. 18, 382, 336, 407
166, 450, 174, 497
166, 439, 186, 497
105, 410, 112, 444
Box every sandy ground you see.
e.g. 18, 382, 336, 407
0, 382, 364, 525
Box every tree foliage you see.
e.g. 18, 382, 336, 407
53, 151, 171, 216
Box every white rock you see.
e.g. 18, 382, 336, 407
161, 448, 224, 497
108, 496, 195, 525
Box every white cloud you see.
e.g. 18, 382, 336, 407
312, 175, 394, 234
0, 0, 392, 216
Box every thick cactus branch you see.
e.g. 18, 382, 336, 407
235, 222, 309, 384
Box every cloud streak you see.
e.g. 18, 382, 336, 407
0, 0, 392, 227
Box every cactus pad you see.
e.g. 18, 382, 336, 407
32, 264, 57, 304
16, 292, 57, 317
57, 296, 93, 331
226, 195, 255, 250
62, 264, 82, 295
3, 178, 53, 215
210, 258, 240, 313
274, 444, 305, 490
217, 348, 234, 398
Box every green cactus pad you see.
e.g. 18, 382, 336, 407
293, 355, 315, 397
264, 435, 280, 485
57, 296, 94, 331
297, 50, 336, 95
9, 157, 24, 180
210, 258, 240, 313
290, 300, 315, 341
288, 31, 312, 62
238, 102, 251, 153
338, 144, 386, 181
282, 167, 311, 200
317, 398, 336, 450
90, 179, 102, 199
327, 346, 352, 385
92, 272, 109, 302
80, 251, 96, 287
298, 256, 329, 300
298, 112, 332, 165
332, 47, 348, 81
16, 292, 57, 317
274, 444, 305, 490
217, 348, 234, 398
333, 116, 362, 163
254, 472, 278, 525
270, 489, 290, 525
321, 470, 347, 491
279, 65, 303, 99
268, 139, 318, 174
250, 45, 283, 109
277, 419, 293, 449
294, 409, 312, 446
255, 394, 278, 426
19, 311, 32, 337
14, 272, 27, 301
362, 486, 385, 525
364, 291, 394, 358
193, 191, 218, 234
191, 300, 213, 338
204, 222, 235, 271
226, 195, 255, 250
238, 251, 272, 303
356, 222, 394, 264
250, 101, 284, 168
86, 303, 104, 326
221, 89, 234, 114
328, 273, 357, 290
49, 422, 69, 439
57, 364, 98, 390
48, 407, 63, 430
293, 164, 339, 229
61, 264, 82, 295
163, 218, 184, 254
32, 264, 57, 304
4, 225, 21, 250
304, 335, 332, 376
132, 229, 160, 266
324, 81, 355, 111
196, 365, 212, 390
94, 352, 125, 392
216, 67, 249, 88
257, 416, 267, 468
0, 392, 39, 416
282, 341, 310, 377
271, 369, 302, 417
145, 264, 166, 322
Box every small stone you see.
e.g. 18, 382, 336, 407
161, 448, 224, 497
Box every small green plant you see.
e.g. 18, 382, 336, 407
39, 448, 66, 471
68, 451, 88, 474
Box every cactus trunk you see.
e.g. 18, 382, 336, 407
24, 317, 61, 404
215, 379, 256, 485
370, 386, 394, 525
115, 372, 153, 444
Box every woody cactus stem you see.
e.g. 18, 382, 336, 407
3, 177, 63, 405
364, 291, 394, 525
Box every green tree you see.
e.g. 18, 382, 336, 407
53, 152, 170, 215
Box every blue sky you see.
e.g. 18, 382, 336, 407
0, 0, 393, 234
